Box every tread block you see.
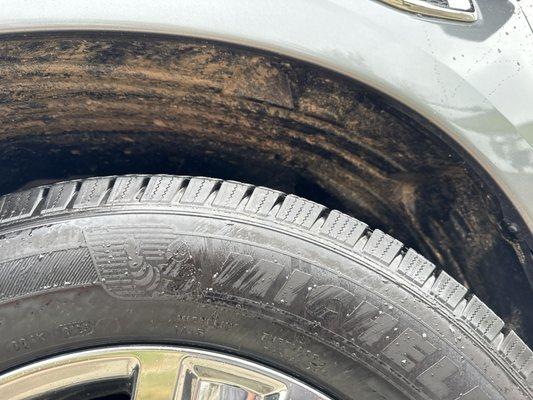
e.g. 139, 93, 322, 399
276, 195, 324, 229
108, 176, 147, 204
73, 177, 114, 209
212, 181, 251, 209
362, 229, 402, 265
397, 249, 436, 287
244, 187, 282, 216
462, 295, 504, 342
500, 331, 533, 382
0, 187, 43, 222
180, 177, 219, 204
141, 175, 185, 203
42, 181, 78, 214
320, 210, 367, 247
431, 271, 467, 309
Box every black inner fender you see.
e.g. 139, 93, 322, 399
0, 31, 531, 344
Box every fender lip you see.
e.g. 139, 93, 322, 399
0, 2, 531, 235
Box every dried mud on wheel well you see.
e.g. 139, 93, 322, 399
0, 31, 531, 344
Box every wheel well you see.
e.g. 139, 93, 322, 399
0, 31, 531, 343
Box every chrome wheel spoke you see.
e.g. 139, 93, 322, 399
0, 355, 137, 400
174, 356, 287, 400
132, 351, 184, 400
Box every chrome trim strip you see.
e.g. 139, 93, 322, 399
379, 0, 478, 22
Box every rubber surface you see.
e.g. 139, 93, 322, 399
0, 175, 531, 400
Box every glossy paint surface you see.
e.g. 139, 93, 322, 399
0, 0, 532, 229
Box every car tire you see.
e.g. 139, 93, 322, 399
0, 174, 531, 400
